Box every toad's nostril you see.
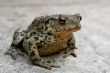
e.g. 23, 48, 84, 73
74, 13, 82, 21
79, 16, 82, 21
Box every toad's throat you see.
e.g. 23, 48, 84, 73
53, 25, 81, 33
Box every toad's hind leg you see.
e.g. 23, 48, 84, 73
4, 46, 18, 60
4, 28, 26, 60
4, 45, 25, 60
23, 38, 60, 70
12, 28, 26, 46
63, 34, 77, 58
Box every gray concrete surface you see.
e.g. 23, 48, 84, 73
0, 0, 110, 73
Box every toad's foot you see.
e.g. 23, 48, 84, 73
63, 48, 77, 58
63, 34, 77, 58
4, 51, 17, 60
4, 46, 25, 60
4, 46, 18, 60
33, 59, 60, 70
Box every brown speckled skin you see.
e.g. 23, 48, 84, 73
38, 31, 73, 56
5, 14, 82, 70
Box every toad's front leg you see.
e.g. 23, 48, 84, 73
23, 38, 59, 70
63, 34, 77, 58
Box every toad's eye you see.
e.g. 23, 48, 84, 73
59, 15, 66, 25
59, 19, 66, 25
59, 15, 68, 25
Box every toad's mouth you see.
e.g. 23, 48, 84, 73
53, 24, 81, 33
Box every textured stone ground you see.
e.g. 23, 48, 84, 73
0, 0, 110, 73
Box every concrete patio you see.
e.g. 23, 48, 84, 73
0, 0, 110, 73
